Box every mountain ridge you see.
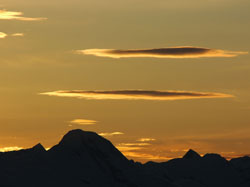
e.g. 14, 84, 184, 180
0, 129, 250, 187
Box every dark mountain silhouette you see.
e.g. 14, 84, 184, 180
183, 149, 201, 160
0, 129, 250, 187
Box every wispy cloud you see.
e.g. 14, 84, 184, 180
70, 119, 97, 125
12, 33, 24, 37
0, 146, 23, 152
0, 32, 7, 38
76, 46, 247, 59
116, 142, 173, 161
120, 151, 174, 161
137, 138, 156, 142
116, 146, 145, 152
116, 142, 151, 152
99, 132, 124, 137
0, 32, 24, 39
40, 90, 233, 101
0, 9, 47, 21
119, 143, 151, 146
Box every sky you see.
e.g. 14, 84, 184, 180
0, 0, 250, 162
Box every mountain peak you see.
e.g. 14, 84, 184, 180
32, 143, 46, 152
49, 129, 129, 166
58, 129, 101, 146
64, 129, 97, 137
183, 149, 201, 159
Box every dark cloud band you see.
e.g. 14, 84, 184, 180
40, 90, 233, 101
76, 46, 247, 59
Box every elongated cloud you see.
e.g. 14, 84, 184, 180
137, 138, 156, 142
76, 46, 247, 59
70, 119, 97, 125
0, 32, 7, 38
40, 90, 233, 101
99, 132, 124, 137
0, 32, 24, 39
0, 10, 47, 21
116, 142, 151, 152
119, 143, 151, 146
119, 151, 173, 161
12, 33, 24, 37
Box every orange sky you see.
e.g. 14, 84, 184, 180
0, 0, 250, 162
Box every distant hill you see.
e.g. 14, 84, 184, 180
0, 129, 250, 187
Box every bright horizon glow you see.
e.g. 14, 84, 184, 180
0, 146, 23, 152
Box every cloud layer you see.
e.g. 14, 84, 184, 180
76, 46, 247, 59
70, 119, 97, 125
0, 10, 47, 21
40, 90, 233, 101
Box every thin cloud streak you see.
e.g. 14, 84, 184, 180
76, 46, 247, 59
70, 119, 97, 125
120, 151, 174, 161
0, 10, 47, 21
137, 138, 156, 142
116, 142, 151, 152
12, 33, 24, 37
119, 143, 151, 146
116, 142, 172, 161
99, 132, 124, 137
40, 90, 234, 101
0, 32, 24, 38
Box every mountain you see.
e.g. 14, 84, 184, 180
0, 129, 250, 187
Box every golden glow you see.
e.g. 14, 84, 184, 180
116, 143, 174, 161
0, 146, 23, 152
120, 151, 174, 161
76, 47, 248, 59
70, 119, 97, 125
40, 90, 234, 101
0, 10, 47, 21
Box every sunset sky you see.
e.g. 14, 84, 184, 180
0, 0, 250, 162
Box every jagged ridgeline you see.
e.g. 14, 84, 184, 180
0, 129, 250, 187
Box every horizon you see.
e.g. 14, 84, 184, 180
1, 0, 250, 163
